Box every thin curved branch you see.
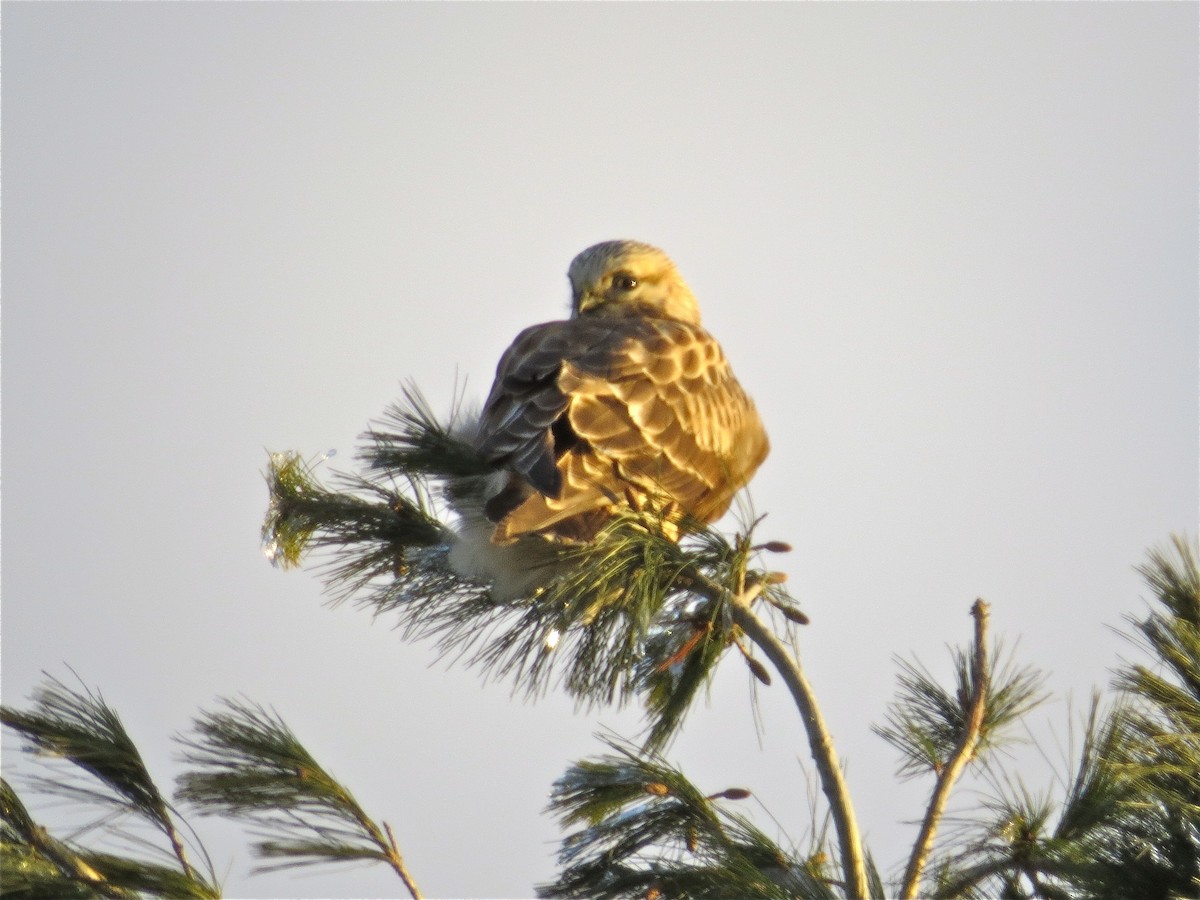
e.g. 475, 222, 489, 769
156, 803, 198, 884
383, 821, 423, 900
727, 585, 869, 900
899, 599, 991, 900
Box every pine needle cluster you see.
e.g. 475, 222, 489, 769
903, 537, 1200, 899
1, 676, 219, 898
2, 684, 424, 898
176, 698, 422, 895
538, 736, 865, 900
874, 640, 1048, 781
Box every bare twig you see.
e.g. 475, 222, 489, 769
149, 797, 197, 883
342, 798, 422, 899
383, 820, 424, 900
726, 585, 869, 900
899, 599, 991, 900
339, 800, 423, 898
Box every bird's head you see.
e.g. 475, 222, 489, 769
567, 240, 701, 324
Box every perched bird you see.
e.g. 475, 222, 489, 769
448, 240, 768, 599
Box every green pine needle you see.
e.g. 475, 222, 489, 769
1052, 696, 1130, 843
66, 852, 221, 899
1, 678, 220, 899
540, 736, 833, 899
926, 536, 1200, 899
261, 451, 448, 580
260, 450, 327, 569
0, 839, 114, 899
2, 777, 132, 899
361, 382, 492, 483
874, 642, 1047, 780
2, 677, 171, 821
176, 698, 401, 877
1117, 535, 1200, 814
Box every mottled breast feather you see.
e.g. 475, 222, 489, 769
475, 316, 769, 544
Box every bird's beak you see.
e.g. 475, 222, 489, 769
575, 289, 603, 315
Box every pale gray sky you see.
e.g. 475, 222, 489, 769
3, 3, 1196, 898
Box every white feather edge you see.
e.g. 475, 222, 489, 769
444, 407, 564, 602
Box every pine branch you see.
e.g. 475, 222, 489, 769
1096, 534, 1200, 895
2, 777, 135, 898
1052, 696, 1132, 843
360, 381, 492, 483
899, 600, 990, 900
539, 736, 835, 899
866, 601, 1046, 897
918, 540, 1198, 900
175, 697, 422, 899
931, 696, 1195, 899
1, 676, 219, 897
266, 397, 807, 749
465, 510, 705, 707
3, 778, 216, 898
722, 584, 869, 900
1117, 534, 1200, 815
260, 450, 449, 591
874, 637, 1046, 783
931, 777, 1070, 900
1027, 697, 1177, 899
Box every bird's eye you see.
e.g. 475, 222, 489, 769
613, 273, 638, 292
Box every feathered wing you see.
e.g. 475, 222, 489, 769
475, 317, 769, 544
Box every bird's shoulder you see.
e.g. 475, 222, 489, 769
496, 317, 721, 383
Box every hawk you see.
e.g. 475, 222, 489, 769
448, 240, 769, 599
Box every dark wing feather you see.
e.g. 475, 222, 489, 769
476, 321, 576, 497
476, 317, 768, 543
